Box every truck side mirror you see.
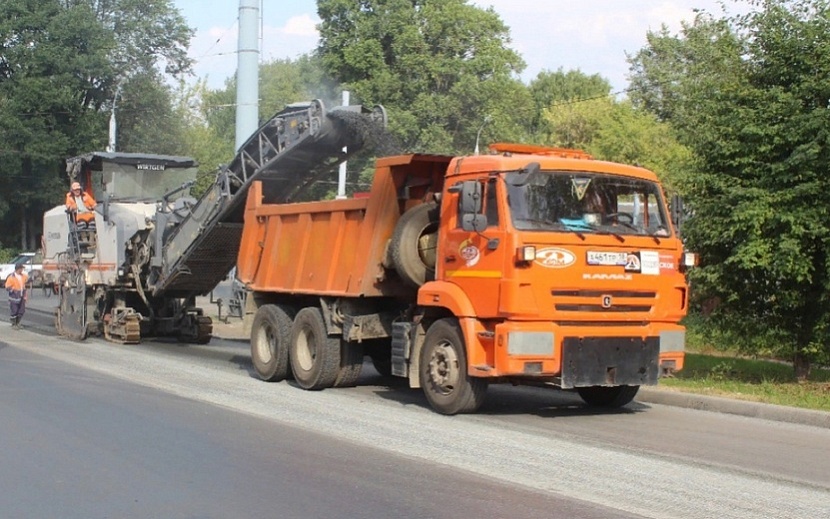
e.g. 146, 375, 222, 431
449, 181, 487, 232
458, 181, 482, 213
461, 213, 487, 233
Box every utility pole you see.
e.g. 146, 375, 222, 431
236, 0, 260, 152
336, 90, 350, 199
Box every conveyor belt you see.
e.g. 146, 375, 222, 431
152, 99, 386, 297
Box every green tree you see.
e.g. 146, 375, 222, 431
316, 0, 532, 154
176, 79, 235, 195
528, 68, 612, 138
628, 0, 830, 378
115, 70, 190, 155
540, 97, 692, 191
0, 0, 192, 249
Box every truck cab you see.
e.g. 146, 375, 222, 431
418, 144, 688, 393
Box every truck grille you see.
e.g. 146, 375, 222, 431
551, 289, 656, 313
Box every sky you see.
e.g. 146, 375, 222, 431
172, 0, 744, 94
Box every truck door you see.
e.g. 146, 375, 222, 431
441, 178, 506, 317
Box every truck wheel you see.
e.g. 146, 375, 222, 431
333, 339, 364, 388
576, 385, 640, 408
390, 202, 439, 287
419, 318, 487, 415
251, 304, 293, 381
290, 307, 341, 390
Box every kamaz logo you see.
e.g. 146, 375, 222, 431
534, 247, 575, 268
582, 273, 633, 281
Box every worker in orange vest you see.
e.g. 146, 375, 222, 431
5, 263, 28, 329
65, 181, 97, 230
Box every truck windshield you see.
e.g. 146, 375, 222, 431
505, 170, 671, 237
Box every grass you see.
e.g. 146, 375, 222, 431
659, 353, 830, 412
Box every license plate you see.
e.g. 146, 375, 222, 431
586, 251, 628, 266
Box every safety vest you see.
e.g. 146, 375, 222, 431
5, 272, 28, 302
65, 191, 96, 212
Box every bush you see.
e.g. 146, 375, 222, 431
0, 247, 21, 264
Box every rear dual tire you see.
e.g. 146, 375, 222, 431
251, 304, 294, 382
289, 307, 341, 390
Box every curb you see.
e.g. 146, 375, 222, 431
637, 387, 830, 429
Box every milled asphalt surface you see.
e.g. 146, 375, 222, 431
16, 290, 830, 431
202, 299, 830, 430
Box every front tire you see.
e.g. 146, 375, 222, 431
251, 304, 294, 381
289, 307, 341, 390
576, 385, 640, 408
419, 318, 487, 415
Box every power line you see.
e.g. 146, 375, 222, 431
193, 19, 239, 64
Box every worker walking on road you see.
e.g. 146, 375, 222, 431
5, 263, 28, 329
65, 181, 97, 230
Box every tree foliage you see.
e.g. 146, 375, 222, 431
316, 0, 532, 154
628, 0, 830, 375
528, 68, 612, 139
115, 70, 190, 155
540, 97, 692, 191
0, 0, 192, 249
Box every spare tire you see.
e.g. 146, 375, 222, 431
390, 202, 439, 287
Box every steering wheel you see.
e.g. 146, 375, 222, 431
605, 212, 634, 224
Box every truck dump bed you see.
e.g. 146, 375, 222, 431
237, 153, 451, 298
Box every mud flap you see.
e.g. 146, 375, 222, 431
561, 337, 659, 388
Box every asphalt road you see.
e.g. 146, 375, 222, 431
1, 345, 636, 519
2, 289, 829, 518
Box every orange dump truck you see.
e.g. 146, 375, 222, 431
238, 143, 692, 414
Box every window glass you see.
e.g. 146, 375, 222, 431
485, 178, 499, 226
505, 170, 671, 237
94, 163, 199, 202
